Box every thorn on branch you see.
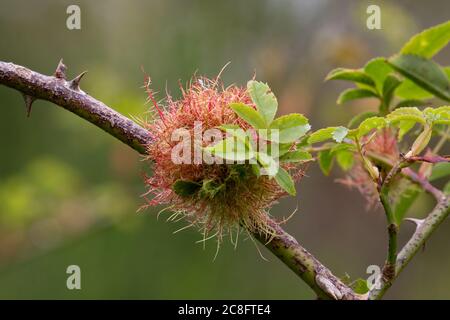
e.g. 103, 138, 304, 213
404, 218, 425, 229
315, 274, 343, 300
69, 71, 87, 91
54, 59, 67, 80
22, 94, 35, 117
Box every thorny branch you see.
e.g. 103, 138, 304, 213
0, 60, 360, 300
0, 60, 448, 300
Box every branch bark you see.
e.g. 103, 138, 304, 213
0, 60, 151, 154
0, 60, 360, 300
368, 194, 449, 299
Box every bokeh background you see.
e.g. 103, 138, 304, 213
0, 0, 449, 299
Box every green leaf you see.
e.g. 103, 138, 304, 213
444, 181, 450, 195
267, 142, 293, 158
364, 58, 394, 93
423, 106, 450, 124
269, 113, 311, 143
230, 103, 267, 129
430, 162, 450, 181
308, 126, 348, 144
335, 150, 354, 171
279, 150, 313, 163
247, 80, 278, 124
347, 111, 379, 128
318, 150, 334, 176
274, 167, 296, 196
332, 126, 349, 143
388, 54, 450, 102
350, 279, 370, 295
337, 88, 379, 104
387, 107, 426, 125
396, 79, 434, 100
205, 136, 254, 161
391, 179, 422, 225
397, 120, 417, 140
357, 117, 386, 138
395, 99, 428, 109
325, 68, 375, 86
308, 127, 335, 144
173, 180, 201, 197
382, 74, 402, 107
400, 20, 450, 58
256, 152, 278, 177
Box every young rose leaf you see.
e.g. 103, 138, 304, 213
391, 178, 422, 225
350, 279, 370, 295
269, 113, 311, 143
382, 74, 402, 107
337, 88, 379, 104
444, 181, 450, 195
279, 150, 313, 163
267, 142, 293, 158
400, 20, 450, 58
332, 126, 349, 143
429, 162, 450, 181
396, 78, 434, 100
274, 167, 296, 196
318, 149, 334, 176
364, 57, 393, 93
230, 103, 267, 129
357, 116, 386, 138
395, 99, 429, 109
325, 68, 375, 86
308, 126, 348, 144
347, 111, 379, 128
387, 107, 426, 125
388, 54, 450, 102
173, 180, 201, 197
397, 120, 417, 140
423, 106, 450, 125
335, 150, 354, 171
205, 136, 254, 161
256, 152, 278, 177
247, 80, 278, 124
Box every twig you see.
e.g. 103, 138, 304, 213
0, 60, 360, 300
369, 194, 449, 299
0, 60, 151, 154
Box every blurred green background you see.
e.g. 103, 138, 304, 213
0, 0, 449, 299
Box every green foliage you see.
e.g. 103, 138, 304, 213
274, 167, 296, 196
390, 179, 422, 225
400, 20, 450, 58
430, 162, 450, 181
247, 80, 278, 124
364, 58, 393, 93
350, 279, 370, 295
357, 117, 386, 138
337, 88, 378, 105
269, 114, 311, 143
325, 68, 375, 86
230, 103, 267, 129
318, 149, 334, 176
382, 74, 402, 107
279, 150, 312, 163
308, 126, 348, 144
347, 111, 378, 128
223, 81, 312, 195
388, 54, 450, 102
